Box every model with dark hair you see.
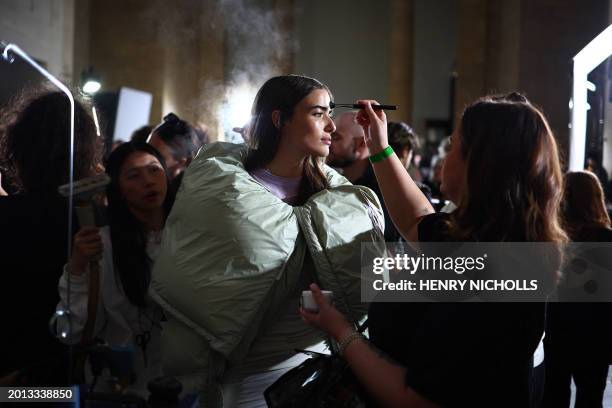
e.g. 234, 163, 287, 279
302, 94, 567, 407
57, 142, 173, 395
149, 75, 384, 407
0, 87, 102, 384
243, 75, 334, 204
543, 171, 612, 408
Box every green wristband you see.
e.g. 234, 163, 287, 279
369, 146, 394, 163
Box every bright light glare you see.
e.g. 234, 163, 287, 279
586, 81, 597, 92
92, 107, 101, 136
221, 83, 257, 143
83, 80, 101, 94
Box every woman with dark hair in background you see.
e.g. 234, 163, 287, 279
148, 113, 206, 199
543, 171, 612, 408
0, 87, 102, 384
56, 142, 173, 395
387, 121, 432, 216
149, 75, 383, 407
302, 94, 567, 407
148, 113, 204, 179
387, 121, 419, 172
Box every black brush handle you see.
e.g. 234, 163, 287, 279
331, 102, 397, 111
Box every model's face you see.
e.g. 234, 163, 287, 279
119, 151, 168, 213
441, 129, 466, 204
149, 134, 183, 179
279, 89, 336, 158
327, 113, 361, 168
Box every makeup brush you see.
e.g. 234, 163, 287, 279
330, 102, 397, 111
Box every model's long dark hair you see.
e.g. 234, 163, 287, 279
0, 87, 102, 195
105, 142, 174, 307
244, 75, 331, 201
449, 94, 567, 243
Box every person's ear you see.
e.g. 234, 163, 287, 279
272, 110, 281, 130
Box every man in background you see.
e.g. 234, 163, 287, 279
327, 111, 430, 242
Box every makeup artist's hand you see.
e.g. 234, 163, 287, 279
300, 283, 354, 342
356, 99, 388, 154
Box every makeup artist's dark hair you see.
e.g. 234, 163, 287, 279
106, 142, 174, 307
448, 92, 567, 243
149, 113, 203, 164
244, 75, 332, 202
0, 86, 102, 195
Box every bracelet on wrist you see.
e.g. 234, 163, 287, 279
337, 331, 363, 356
369, 146, 394, 163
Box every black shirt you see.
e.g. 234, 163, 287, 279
546, 226, 612, 362
368, 213, 545, 407
0, 193, 70, 383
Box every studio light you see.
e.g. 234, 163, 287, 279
81, 66, 101, 95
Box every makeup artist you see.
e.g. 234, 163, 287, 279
302, 94, 566, 407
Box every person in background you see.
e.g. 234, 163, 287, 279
147, 113, 204, 198
326, 111, 370, 180
0, 87, 102, 384
327, 113, 429, 242
130, 125, 153, 144
57, 142, 174, 395
387, 122, 418, 172
585, 155, 609, 198
425, 136, 451, 204
387, 121, 431, 202
147, 113, 202, 180
302, 94, 567, 408
543, 170, 612, 408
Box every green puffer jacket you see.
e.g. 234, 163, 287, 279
150, 142, 385, 406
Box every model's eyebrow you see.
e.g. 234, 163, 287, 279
309, 105, 329, 112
